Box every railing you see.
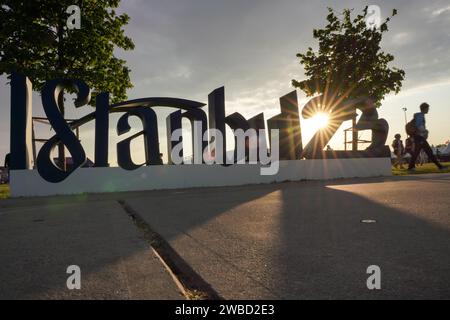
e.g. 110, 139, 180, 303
32, 117, 80, 168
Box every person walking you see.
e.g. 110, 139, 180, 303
4, 153, 10, 183
392, 134, 405, 169
406, 103, 446, 172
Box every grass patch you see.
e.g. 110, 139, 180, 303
0, 184, 10, 199
392, 162, 450, 176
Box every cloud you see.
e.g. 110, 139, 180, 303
116, 0, 450, 102
432, 5, 450, 16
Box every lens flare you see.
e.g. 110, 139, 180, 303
311, 112, 329, 129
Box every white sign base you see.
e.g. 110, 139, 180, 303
10, 158, 392, 197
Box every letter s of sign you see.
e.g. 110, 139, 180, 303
36, 80, 91, 183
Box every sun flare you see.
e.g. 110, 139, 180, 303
311, 112, 330, 129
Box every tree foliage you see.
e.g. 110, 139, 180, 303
0, 0, 134, 104
292, 7, 405, 106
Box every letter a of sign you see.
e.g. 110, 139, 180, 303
366, 265, 381, 290
66, 265, 81, 290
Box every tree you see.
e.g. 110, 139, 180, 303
292, 7, 405, 106
0, 0, 135, 168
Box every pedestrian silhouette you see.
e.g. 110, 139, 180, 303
392, 134, 405, 169
406, 103, 446, 171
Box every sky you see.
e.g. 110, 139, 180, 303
1, 0, 450, 166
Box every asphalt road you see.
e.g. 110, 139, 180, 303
1, 173, 449, 299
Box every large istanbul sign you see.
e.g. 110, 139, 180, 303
9, 73, 391, 196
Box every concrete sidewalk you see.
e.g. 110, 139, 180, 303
0, 196, 182, 299
125, 173, 450, 299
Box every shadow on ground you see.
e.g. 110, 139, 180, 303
126, 174, 450, 299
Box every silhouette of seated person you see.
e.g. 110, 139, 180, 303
355, 97, 389, 153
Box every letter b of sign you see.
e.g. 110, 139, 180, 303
66, 265, 81, 290
366, 265, 381, 290
66, 5, 81, 30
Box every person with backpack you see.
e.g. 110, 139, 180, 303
406, 103, 446, 172
392, 134, 405, 169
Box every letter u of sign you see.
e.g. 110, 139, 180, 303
36, 79, 91, 183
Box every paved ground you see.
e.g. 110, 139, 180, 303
126, 173, 450, 299
1, 173, 449, 299
0, 196, 182, 299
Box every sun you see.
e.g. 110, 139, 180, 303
311, 112, 330, 129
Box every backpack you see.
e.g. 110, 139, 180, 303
405, 119, 417, 136
405, 137, 414, 154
